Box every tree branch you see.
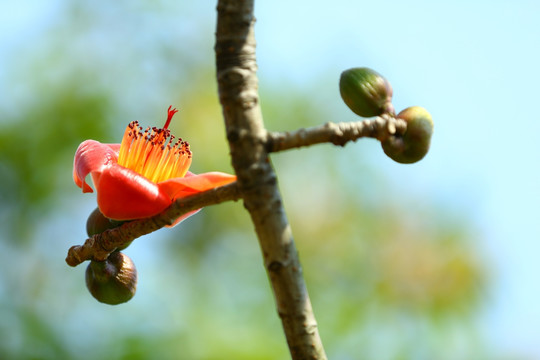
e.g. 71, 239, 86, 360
215, 1, 327, 359
266, 114, 407, 152
65, 182, 241, 267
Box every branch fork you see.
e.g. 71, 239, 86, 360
66, 1, 410, 358
66, 113, 402, 268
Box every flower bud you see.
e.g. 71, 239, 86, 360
86, 207, 125, 237
381, 106, 433, 164
85, 251, 137, 305
339, 67, 394, 117
86, 208, 131, 250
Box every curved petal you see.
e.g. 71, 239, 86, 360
95, 164, 171, 220
106, 143, 121, 153
168, 209, 202, 228
158, 172, 237, 200
73, 138, 235, 226
73, 140, 120, 193
158, 172, 235, 227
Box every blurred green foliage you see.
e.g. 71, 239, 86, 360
0, 2, 488, 360
0, 79, 112, 241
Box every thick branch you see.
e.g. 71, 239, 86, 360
267, 114, 407, 152
216, 1, 327, 359
65, 182, 241, 267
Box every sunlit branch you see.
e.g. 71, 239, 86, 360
216, 0, 327, 359
266, 114, 407, 152
65, 182, 241, 267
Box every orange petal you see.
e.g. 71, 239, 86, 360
73, 140, 120, 193
158, 172, 235, 227
158, 172, 237, 200
167, 209, 202, 228
95, 164, 171, 220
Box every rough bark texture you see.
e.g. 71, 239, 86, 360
267, 115, 407, 152
215, 1, 327, 359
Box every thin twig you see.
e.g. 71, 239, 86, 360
266, 114, 407, 152
65, 182, 241, 267
215, 1, 327, 359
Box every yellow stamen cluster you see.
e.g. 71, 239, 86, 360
117, 121, 192, 183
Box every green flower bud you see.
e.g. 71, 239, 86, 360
85, 251, 137, 305
339, 67, 394, 117
86, 207, 125, 237
381, 106, 433, 164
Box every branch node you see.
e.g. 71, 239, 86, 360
268, 260, 284, 272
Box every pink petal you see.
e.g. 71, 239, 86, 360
73, 140, 120, 193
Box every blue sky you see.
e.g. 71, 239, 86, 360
1, 0, 540, 357
261, 0, 540, 355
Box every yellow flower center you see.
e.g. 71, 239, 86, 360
117, 107, 192, 183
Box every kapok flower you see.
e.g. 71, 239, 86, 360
73, 106, 236, 226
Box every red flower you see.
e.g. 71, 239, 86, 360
73, 106, 236, 226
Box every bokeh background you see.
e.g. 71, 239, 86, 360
1, 1, 539, 359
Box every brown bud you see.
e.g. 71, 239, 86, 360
85, 251, 137, 305
381, 106, 434, 164
86, 208, 131, 250
86, 207, 125, 237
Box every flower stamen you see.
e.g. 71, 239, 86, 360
117, 107, 192, 183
